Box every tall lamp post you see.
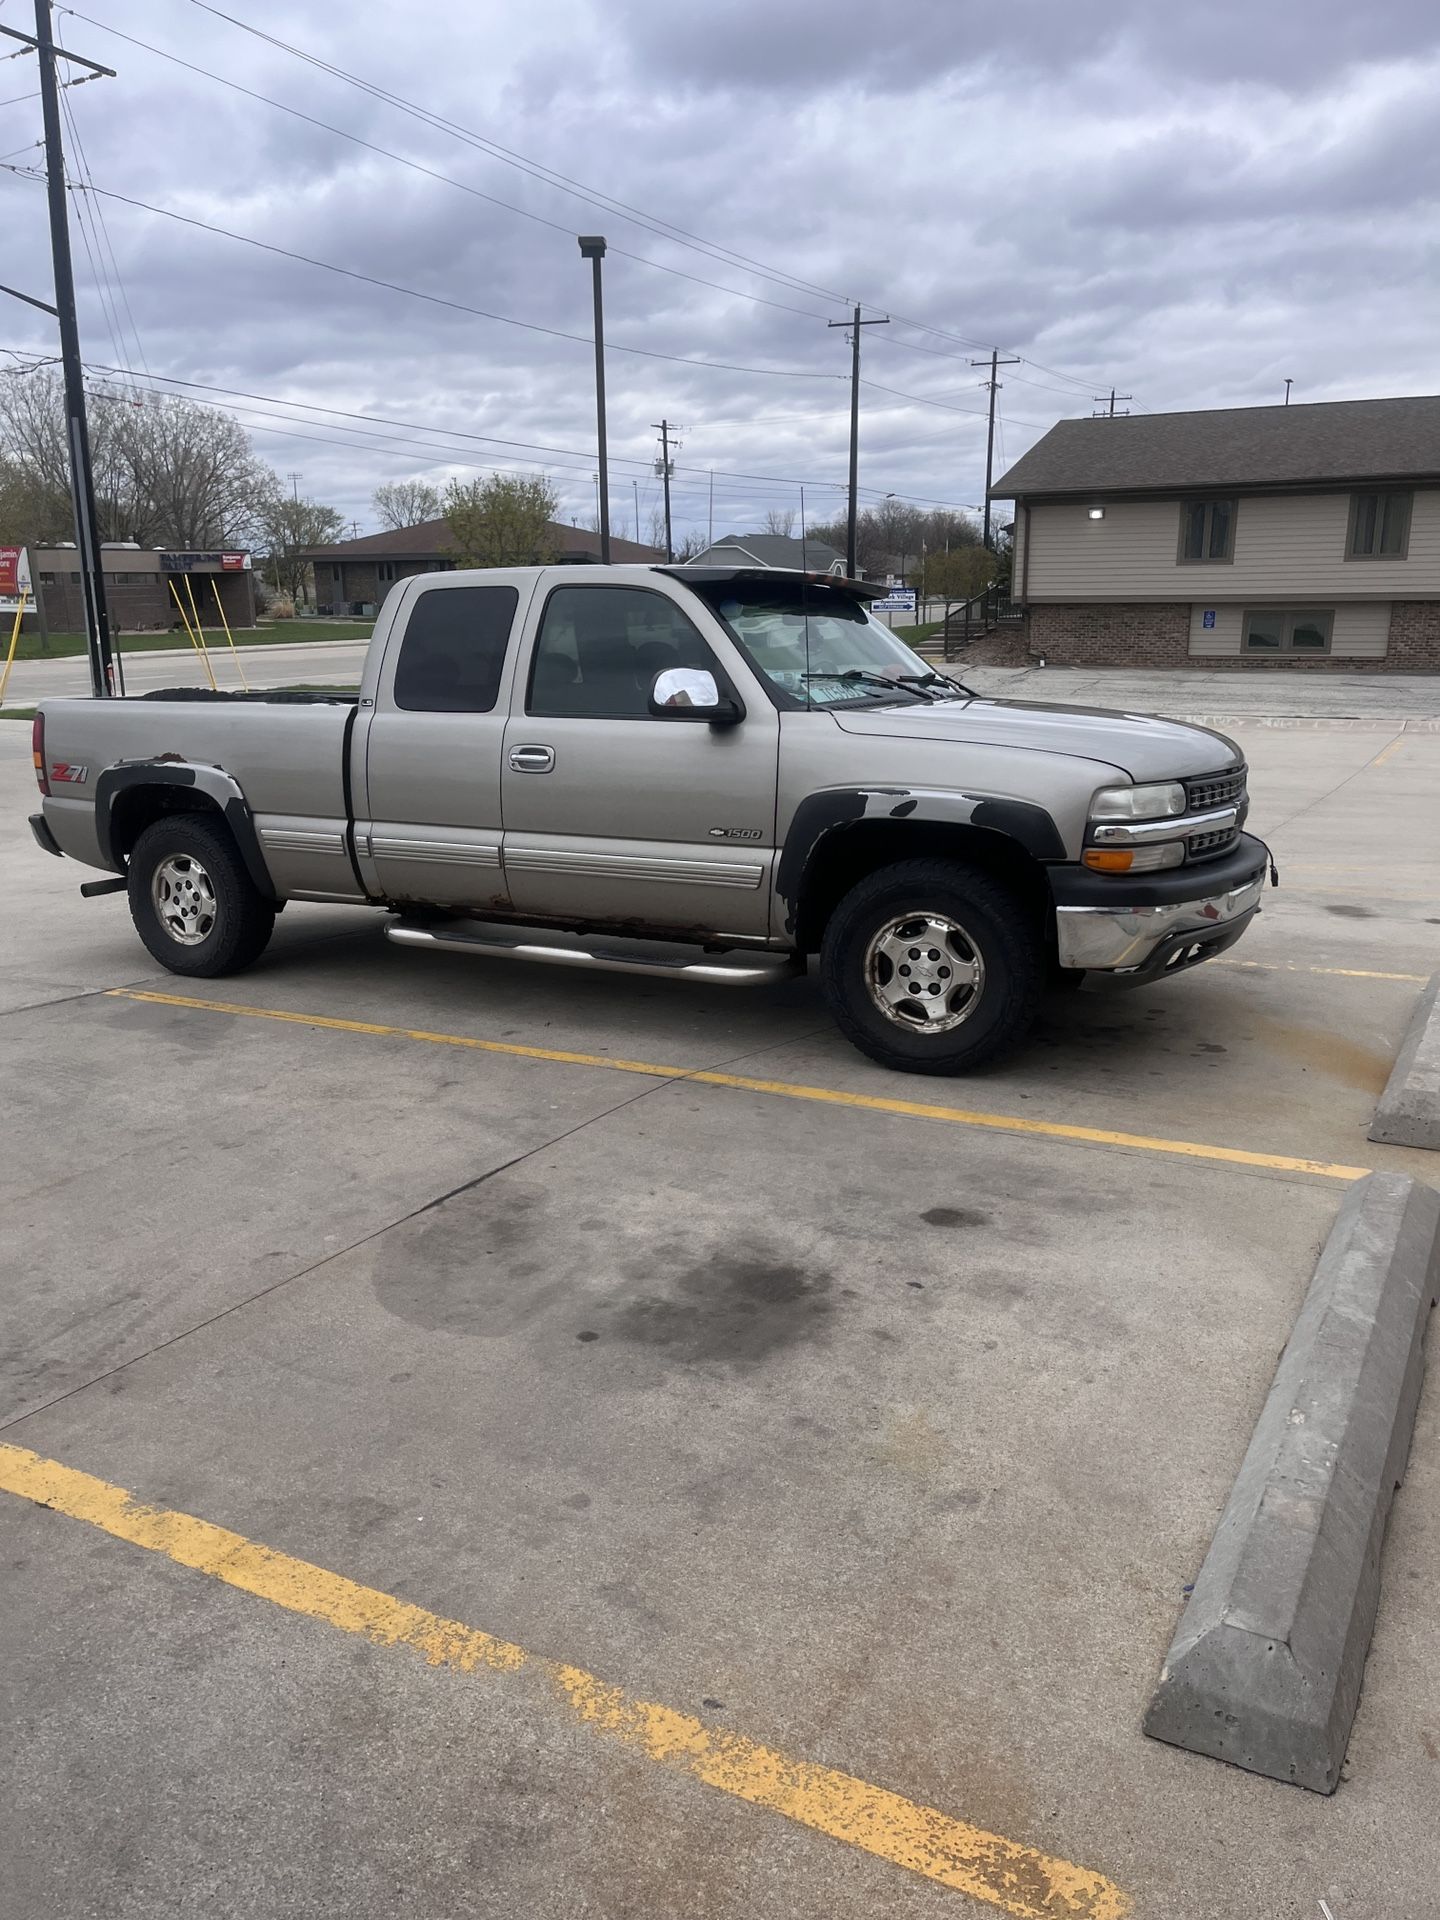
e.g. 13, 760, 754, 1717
578, 236, 611, 563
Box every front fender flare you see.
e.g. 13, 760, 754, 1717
94, 759, 277, 900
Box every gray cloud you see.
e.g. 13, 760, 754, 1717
2, 0, 1436, 542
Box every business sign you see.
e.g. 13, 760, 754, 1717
1202, 609, 1217, 629
160, 551, 251, 573
0, 545, 31, 616
872, 588, 917, 613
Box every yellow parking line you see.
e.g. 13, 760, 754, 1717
1215, 960, 1428, 983
106, 988, 1372, 1183
0, 1443, 1127, 1919
1372, 736, 1406, 767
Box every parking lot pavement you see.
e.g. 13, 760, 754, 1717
0, 637, 370, 706
2, 711, 1439, 1920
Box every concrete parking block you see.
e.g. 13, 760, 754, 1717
1144, 1171, 1440, 1792
1369, 975, 1440, 1151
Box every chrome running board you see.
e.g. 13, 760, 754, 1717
386, 921, 802, 987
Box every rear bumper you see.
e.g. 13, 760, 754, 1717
1053, 835, 1267, 977
29, 811, 64, 859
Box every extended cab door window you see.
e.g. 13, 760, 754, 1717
502, 582, 778, 937
360, 582, 524, 908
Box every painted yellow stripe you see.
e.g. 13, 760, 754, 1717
1216, 959, 1428, 984
0, 1443, 1126, 1919
1372, 736, 1406, 767
106, 988, 1372, 1182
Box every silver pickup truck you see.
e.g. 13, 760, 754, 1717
29, 564, 1267, 1074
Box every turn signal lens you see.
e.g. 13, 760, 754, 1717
1083, 842, 1185, 874
32, 712, 48, 795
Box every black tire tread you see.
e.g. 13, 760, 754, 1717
127, 813, 275, 978
819, 857, 1043, 1075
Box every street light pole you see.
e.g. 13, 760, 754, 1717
578, 237, 611, 563
17, 2, 117, 695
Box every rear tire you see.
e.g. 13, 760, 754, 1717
820, 858, 1042, 1074
127, 813, 275, 977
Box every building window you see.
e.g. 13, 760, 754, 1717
1242, 608, 1333, 654
377, 562, 396, 583
1178, 499, 1236, 563
38, 571, 56, 586
330, 565, 342, 584
1347, 490, 1410, 559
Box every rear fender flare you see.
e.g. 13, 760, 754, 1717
94, 760, 277, 900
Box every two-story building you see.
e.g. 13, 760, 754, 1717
991, 396, 1440, 670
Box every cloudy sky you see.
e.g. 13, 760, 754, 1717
5, 0, 1439, 545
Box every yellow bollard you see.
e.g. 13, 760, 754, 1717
210, 578, 249, 691
0, 586, 29, 708
169, 579, 217, 690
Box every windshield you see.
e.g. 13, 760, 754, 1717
684, 577, 939, 709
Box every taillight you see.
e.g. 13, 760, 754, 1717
33, 712, 49, 795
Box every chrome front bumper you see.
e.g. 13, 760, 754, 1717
1055, 871, 1266, 974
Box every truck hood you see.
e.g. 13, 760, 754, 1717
831, 697, 1241, 781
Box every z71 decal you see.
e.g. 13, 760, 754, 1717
49, 763, 88, 784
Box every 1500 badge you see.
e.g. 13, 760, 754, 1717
709, 826, 762, 840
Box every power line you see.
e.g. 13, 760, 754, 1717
174, 0, 1122, 394
58, 7, 839, 325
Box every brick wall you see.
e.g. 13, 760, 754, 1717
1027, 603, 1191, 667
1027, 601, 1440, 672
1386, 602, 1440, 670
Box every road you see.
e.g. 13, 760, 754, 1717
2, 638, 369, 704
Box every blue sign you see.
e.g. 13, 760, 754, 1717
873, 589, 917, 613
1202, 609, 1217, 629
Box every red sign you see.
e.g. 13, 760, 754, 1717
0, 547, 23, 594
221, 553, 245, 571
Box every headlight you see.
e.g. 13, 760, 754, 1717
1089, 781, 1186, 821
1082, 843, 1185, 873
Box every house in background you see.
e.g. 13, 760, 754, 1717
687, 533, 851, 576
991, 396, 1440, 670
18, 544, 255, 634
302, 518, 664, 616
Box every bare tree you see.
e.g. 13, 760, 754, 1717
372, 479, 441, 531
445, 474, 558, 566
762, 507, 796, 537
0, 369, 274, 548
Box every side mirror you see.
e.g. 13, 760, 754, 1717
649, 667, 742, 725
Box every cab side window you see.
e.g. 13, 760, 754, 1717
393, 585, 518, 712
528, 586, 716, 719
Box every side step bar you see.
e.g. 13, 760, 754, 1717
386, 921, 802, 988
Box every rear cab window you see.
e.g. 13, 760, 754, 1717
392, 585, 520, 712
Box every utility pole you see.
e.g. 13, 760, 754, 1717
1091, 388, 1132, 419
632, 479, 640, 544
287, 471, 302, 501
652, 419, 680, 563
971, 350, 1020, 550
707, 470, 713, 548
828, 305, 889, 577
3, 5, 118, 696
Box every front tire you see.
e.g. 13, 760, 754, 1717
127, 813, 275, 977
820, 858, 1043, 1074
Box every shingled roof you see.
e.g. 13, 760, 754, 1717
990, 396, 1440, 500
301, 518, 663, 562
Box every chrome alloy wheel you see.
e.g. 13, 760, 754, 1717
151, 853, 217, 946
864, 912, 986, 1032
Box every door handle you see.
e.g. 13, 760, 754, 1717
508, 743, 555, 774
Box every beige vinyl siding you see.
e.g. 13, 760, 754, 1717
1188, 602, 1391, 658
1025, 488, 1440, 600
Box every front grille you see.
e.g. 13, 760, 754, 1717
1186, 826, 1238, 859
1185, 767, 1247, 812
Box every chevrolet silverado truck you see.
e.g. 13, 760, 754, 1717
28, 564, 1268, 1075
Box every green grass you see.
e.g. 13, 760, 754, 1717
895, 620, 944, 643
0, 705, 36, 720
5, 618, 373, 663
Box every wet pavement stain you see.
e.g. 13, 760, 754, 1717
921, 1206, 992, 1228
608, 1247, 833, 1366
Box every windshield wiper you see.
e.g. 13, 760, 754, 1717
899, 670, 979, 699
800, 669, 937, 701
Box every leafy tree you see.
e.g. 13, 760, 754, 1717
445, 474, 558, 566
256, 493, 346, 605
807, 504, 983, 579
921, 544, 994, 611
372, 479, 441, 530
762, 507, 796, 536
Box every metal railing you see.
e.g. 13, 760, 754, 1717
940, 584, 1023, 660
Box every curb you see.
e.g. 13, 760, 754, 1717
1369, 975, 1440, 1152
1144, 1171, 1440, 1792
